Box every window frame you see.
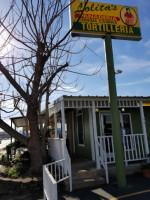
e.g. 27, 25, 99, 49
77, 110, 85, 147
121, 113, 133, 135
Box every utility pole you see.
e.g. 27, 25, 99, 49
104, 35, 126, 188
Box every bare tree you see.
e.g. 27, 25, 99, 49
0, 0, 90, 175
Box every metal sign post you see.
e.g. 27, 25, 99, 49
104, 35, 126, 188
69, 0, 142, 188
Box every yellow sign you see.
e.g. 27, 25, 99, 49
23, 126, 30, 131
143, 103, 150, 107
70, 1, 141, 40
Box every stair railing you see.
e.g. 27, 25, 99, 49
43, 138, 72, 200
97, 136, 109, 184
43, 159, 70, 200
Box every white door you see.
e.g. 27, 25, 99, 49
100, 112, 133, 160
100, 113, 112, 136
100, 113, 114, 160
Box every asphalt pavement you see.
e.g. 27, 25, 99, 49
58, 173, 150, 200
0, 138, 14, 150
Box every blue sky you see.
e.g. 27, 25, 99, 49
51, 0, 150, 101
0, 0, 150, 124
1, 0, 150, 101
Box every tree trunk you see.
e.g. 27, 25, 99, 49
0, 118, 28, 146
28, 107, 43, 175
28, 135, 43, 175
42, 136, 49, 164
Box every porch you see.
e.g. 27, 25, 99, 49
64, 157, 143, 191
46, 136, 145, 194
47, 132, 147, 185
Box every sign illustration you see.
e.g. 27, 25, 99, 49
120, 7, 137, 26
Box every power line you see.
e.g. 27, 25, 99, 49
79, 38, 106, 62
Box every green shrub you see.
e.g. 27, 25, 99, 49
0, 148, 31, 178
8, 167, 19, 179
13, 155, 20, 163
5, 164, 26, 179
0, 155, 10, 166
11, 141, 26, 149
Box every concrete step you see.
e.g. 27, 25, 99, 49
64, 166, 106, 191
65, 176, 105, 190
72, 168, 102, 179
71, 160, 96, 171
64, 162, 144, 191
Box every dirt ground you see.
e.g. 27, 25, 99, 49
0, 189, 43, 200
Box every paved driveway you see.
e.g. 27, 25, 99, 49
0, 138, 14, 150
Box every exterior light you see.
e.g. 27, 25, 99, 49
115, 69, 122, 74
122, 108, 125, 112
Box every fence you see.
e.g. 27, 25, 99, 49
97, 133, 147, 183
43, 159, 70, 200
43, 138, 72, 200
98, 133, 146, 164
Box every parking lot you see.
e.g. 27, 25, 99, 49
58, 173, 150, 200
0, 138, 14, 150
1, 139, 150, 200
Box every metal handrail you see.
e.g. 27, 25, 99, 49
44, 138, 72, 200
97, 133, 147, 184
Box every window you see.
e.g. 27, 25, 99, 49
122, 114, 132, 134
77, 111, 85, 146
121, 113, 133, 150
103, 114, 112, 136
101, 113, 132, 136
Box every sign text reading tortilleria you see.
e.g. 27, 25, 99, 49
70, 1, 141, 40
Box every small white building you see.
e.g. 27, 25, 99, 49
46, 95, 150, 193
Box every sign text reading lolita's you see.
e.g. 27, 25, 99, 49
70, 1, 141, 40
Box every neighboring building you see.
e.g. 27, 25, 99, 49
0, 131, 10, 139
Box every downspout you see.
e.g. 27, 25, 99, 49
61, 99, 72, 192
89, 108, 96, 161
61, 99, 66, 159
54, 113, 57, 138
139, 100, 149, 155
92, 101, 100, 169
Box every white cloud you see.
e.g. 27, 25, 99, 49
118, 77, 150, 87
141, 16, 150, 29
81, 38, 103, 46
95, 46, 105, 55
57, 86, 80, 93
99, 85, 108, 92
142, 39, 150, 48
116, 55, 150, 73
50, 85, 84, 101
75, 61, 106, 75
86, 64, 105, 74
